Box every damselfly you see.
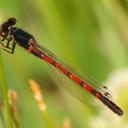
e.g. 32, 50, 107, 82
0, 18, 123, 116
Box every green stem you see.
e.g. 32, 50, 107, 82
0, 109, 6, 128
0, 51, 13, 128
43, 111, 53, 128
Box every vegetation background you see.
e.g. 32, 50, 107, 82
0, 0, 128, 128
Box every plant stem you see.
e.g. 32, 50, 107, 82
0, 51, 13, 128
43, 111, 53, 128
0, 109, 6, 128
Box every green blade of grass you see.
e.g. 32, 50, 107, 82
0, 51, 13, 128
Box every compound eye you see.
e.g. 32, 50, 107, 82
8, 17, 17, 26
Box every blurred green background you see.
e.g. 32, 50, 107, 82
0, 0, 128, 128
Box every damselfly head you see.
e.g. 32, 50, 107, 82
0, 17, 16, 38
7, 18, 17, 26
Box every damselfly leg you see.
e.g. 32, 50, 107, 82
0, 38, 16, 54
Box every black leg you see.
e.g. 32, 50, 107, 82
11, 41, 16, 54
1, 34, 8, 42
1, 48, 13, 54
1, 41, 16, 54
0, 42, 6, 47
6, 36, 12, 48
0, 37, 11, 48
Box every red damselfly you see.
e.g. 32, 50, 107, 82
0, 18, 123, 116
